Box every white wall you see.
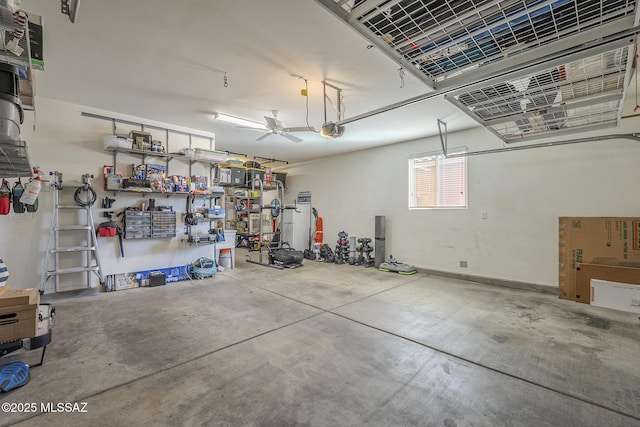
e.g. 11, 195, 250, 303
284, 121, 640, 288
4, 96, 639, 291
1, 97, 219, 292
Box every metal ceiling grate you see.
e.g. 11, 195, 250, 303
448, 46, 631, 142
319, 0, 637, 88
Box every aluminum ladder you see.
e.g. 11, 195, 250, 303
39, 172, 104, 293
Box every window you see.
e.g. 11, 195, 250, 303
408, 149, 467, 209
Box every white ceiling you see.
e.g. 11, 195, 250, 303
18, 0, 640, 165
19, 0, 480, 164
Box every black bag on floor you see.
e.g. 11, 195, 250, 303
270, 248, 304, 266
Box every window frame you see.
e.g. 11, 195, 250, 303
408, 148, 468, 210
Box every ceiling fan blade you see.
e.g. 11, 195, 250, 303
283, 126, 317, 133
255, 133, 272, 141
237, 125, 268, 131
282, 132, 303, 143
264, 116, 278, 130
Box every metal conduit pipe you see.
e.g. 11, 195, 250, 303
336, 26, 640, 127
443, 134, 640, 159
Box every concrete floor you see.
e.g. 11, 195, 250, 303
1, 252, 639, 426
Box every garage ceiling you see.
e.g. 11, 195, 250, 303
18, 0, 640, 163
317, 0, 639, 143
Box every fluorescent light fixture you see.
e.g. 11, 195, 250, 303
213, 113, 266, 129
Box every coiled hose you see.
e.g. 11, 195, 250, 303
74, 186, 97, 207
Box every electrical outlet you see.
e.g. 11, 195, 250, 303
460, 261, 468, 268
481, 211, 488, 219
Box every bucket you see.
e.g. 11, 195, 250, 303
219, 248, 232, 269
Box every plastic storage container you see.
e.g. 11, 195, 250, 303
219, 248, 232, 269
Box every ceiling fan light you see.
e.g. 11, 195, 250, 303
213, 113, 266, 129
320, 122, 345, 138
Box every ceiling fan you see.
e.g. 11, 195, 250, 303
255, 110, 316, 143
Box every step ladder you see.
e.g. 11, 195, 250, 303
39, 172, 104, 293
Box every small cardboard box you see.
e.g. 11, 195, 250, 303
145, 164, 167, 181
0, 304, 37, 342
575, 263, 640, 304
0, 287, 40, 308
559, 217, 640, 301
591, 278, 640, 314
129, 131, 152, 150
114, 273, 138, 291
132, 164, 146, 180
106, 174, 123, 190
191, 176, 208, 190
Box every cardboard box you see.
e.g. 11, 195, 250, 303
191, 175, 208, 190
135, 265, 191, 285
106, 174, 123, 190
129, 131, 152, 150
559, 217, 640, 300
169, 175, 188, 193
575, 263, 640, 304
113, 273, 138, 291
145, 164, 167, 181
132, 164, 146, 180
0, 287, 40, 308
0, 304, 37, 342
591, 279, 640, 314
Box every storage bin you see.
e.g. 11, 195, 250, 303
103, 135, 133, 150
219, 249, 232, 269
273, 170, 287, 188
193, 149, 227, 163
220, 165, 246, 186
245, 168, 266, 187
